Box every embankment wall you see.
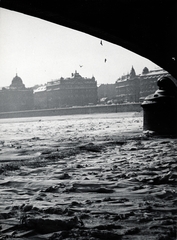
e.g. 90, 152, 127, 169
0, 103, 141, 119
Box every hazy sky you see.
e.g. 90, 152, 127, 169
0, 8, 160, 88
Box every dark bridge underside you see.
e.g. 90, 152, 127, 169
1, 0, 176, 79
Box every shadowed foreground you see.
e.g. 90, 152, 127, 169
0, 113, 176, 239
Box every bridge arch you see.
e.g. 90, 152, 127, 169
0, 0, 176, 83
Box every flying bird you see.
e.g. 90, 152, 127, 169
104, 58, 107, 63
100, 40, 103, 46
79, 65, 83, 67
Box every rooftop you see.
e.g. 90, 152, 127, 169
33, 85, 46, 93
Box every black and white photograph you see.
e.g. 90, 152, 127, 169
0, 1, 176, 239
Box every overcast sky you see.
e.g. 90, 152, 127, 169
0, 8, 160, 88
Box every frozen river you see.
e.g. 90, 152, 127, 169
0, 112, 142, 162
0, 112, 176, 239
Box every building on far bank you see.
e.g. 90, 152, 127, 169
115, 74, 129, 103
97, 84, 116, 103
34, 71, 98, 109
116, 67, 139, 103
33, 85, 47, 109
115, 67, 171, 103
0, 74, 34, 112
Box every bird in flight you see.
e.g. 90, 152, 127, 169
104, 58, 107, 63
79, 65, 83, 67
100, 40, 103, 46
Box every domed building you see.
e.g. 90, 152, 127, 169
0, 74, 34, 112
10, 74, 25, 89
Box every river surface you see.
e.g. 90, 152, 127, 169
0, 112, 176, 239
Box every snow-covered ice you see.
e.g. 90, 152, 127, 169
0, 112, 176, 239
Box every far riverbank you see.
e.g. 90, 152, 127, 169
0, 103, 141, 119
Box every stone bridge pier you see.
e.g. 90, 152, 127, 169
142, 76, 177, 136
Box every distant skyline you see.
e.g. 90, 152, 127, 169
0, 8, 160, 88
